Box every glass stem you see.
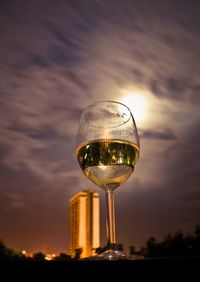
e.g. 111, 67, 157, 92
105, 190, 116, 250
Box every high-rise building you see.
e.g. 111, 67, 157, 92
69, 189, 100, 258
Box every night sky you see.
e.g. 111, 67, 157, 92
0, 0, 200, 254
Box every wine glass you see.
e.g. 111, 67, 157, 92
75, 101, 140, 260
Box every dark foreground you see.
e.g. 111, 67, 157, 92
1, 257, 200, 281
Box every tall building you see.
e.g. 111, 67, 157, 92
69, 189, 100, 258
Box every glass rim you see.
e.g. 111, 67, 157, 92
81, 100, 134, 129
85, 100, 131, 110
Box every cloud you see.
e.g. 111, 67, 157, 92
149, 77, 200, 103
182, 189, 200, 203
140, 129, 176, 140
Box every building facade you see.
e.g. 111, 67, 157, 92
69, 189, 100, 258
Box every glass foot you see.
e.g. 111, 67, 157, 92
102, 249, 128, 260
83, 250, 129, 260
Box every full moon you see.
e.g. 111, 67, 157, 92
120, 90, 147, 124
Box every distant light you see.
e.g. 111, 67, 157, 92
22, 250, 26, 255
45, 254, 52, 261
45, 253, 57, 260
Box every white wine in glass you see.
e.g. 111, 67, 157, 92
76, 101, 140, 260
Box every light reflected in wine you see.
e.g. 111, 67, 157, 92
76, 139, 139, 190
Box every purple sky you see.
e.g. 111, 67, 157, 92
0, 0, 200, 254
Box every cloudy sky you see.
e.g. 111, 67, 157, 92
0, 0, 200, 254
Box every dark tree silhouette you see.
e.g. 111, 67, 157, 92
95, 247, 103, 255
0, 240, 9, 259
140, 225, 200, 258
57, 253, 72, 261
129, 245, 135, 256
74, 248, 82, 260
95, 245, 107, 255
0, 239, 25, 260
33, 252, 45, 261
146, 237, 158, 257
193, 224, 200, 256
117, 244, 124, 251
